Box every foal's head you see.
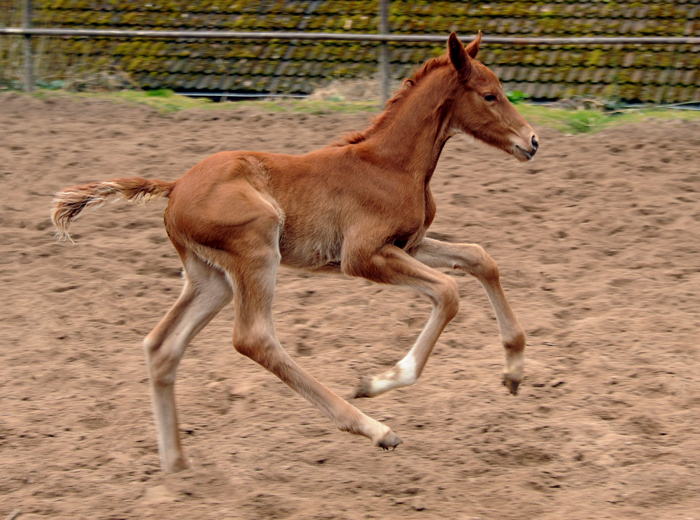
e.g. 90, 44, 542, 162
446, 32, 539, 162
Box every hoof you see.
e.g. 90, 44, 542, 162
502, 374, 520, 395
165, 456, 192, 474
378, 431, 403, 451
351, 377, 375, 399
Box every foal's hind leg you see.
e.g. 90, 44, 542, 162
411, 237, 526, 394
211, 216, 401, 449
143, 252, 233, 472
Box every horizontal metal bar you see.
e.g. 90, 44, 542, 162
0, 28, 463, 41
2, 27, 700, 45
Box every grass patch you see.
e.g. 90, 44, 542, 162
517, 104, 700, 134
26, 89, 379, 115
18, 89, 700, 132
27, 88, 211, 113
109, 89, 213, 112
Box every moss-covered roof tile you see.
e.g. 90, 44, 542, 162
2, 0, 697, 101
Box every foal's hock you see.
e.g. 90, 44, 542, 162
52, 32, 538, 473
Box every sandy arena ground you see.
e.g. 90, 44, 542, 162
1, 92, 699, 520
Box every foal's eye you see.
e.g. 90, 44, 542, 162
484, 94, 497, 102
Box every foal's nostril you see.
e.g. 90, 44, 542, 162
531, 135, 539, 150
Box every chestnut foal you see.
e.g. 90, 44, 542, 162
52, 32, 538, 473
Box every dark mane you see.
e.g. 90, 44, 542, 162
331, 54, 452, 147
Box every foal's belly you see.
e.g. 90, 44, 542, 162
278, 230, 343, 272
278, 226, 427, 273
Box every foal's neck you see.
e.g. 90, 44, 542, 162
365, 68, 457, 184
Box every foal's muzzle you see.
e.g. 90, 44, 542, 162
513, 133, 539, 161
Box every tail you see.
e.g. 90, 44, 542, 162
51, 177, 174, 242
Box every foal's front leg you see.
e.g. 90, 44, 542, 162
411, 237, 526, 394
343, 244, 461, 398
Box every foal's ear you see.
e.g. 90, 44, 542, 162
447, 32, 470, 75
466, 30, 482, 59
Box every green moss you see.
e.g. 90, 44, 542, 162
16, 1, 700, 102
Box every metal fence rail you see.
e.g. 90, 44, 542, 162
3, 0, 700, 98
4, 27, 700, 44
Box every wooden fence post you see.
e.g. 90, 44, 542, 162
23, 0, 33, 93
378, 0, 389, 106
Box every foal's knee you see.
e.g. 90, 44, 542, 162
461, 244, 500, 282
472, 245, 499, 281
